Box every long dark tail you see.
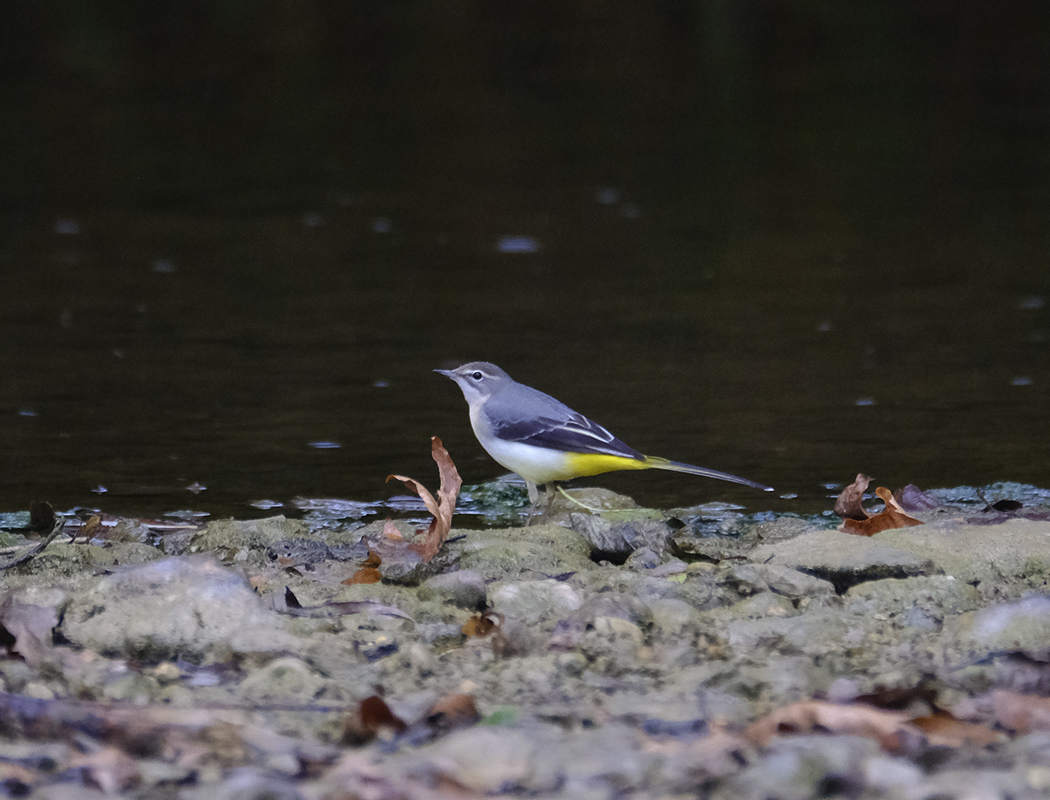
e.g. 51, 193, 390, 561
644, 456, 773, 491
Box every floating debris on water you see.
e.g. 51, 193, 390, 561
495, 235, 541, 254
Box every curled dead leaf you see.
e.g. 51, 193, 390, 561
345, 549, 383, 585
342, 695, 408, 746
363, 695, 408, 734
385, 436, 462, 563
462, 609, 503, 638
911, 711, 1003, 747
834, 474, 872, 520
834, 477, 924, 536
344, 566, 382, 585
343, 691, 479, 746
744, 700, 919, 753
990, 689, 1050, 734
424, 693, 480, 733
0, 594, 58, 668
69, 747, 142, 794
896, 484, 941, 512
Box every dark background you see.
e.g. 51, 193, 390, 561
1, 2, 1048, 520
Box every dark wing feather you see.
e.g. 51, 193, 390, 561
494, 412, 644, 460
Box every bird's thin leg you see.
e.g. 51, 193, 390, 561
525, 480, 540, 526
541, 482, 558, 521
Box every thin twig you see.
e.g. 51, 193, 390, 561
0, 518, 66, 571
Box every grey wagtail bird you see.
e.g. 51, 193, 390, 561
436, 361, 773, 520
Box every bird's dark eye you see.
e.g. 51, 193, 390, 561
471, 371, 483, 380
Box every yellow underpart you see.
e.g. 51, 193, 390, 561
561, 452, 651, 479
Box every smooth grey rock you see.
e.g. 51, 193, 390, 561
941, 595, 1050, 667
845, 576, 980, 630
671, 515, 814, 561
725, 563, 835, 598
236, 656, 338, 703
419, 726, 556, 793
569, 513, 672, 560
452, 524, 596, 581
751, 529, 938, 591
888, 768, 1032, 800
489, 579, 584, 627
877, 518, 1050, 587
417, 570, 488, 610
623, 545, 667, 571
179, 768, 306, 800
724, 609, 852, 658
720, 735, 883, 800
61, 556, 297, 663
647, 597, 705, 637
189, 515, 309, 563
549, 592, 651, 650
558, 724, 649, 790
728, 592, 798, 620
684, 656, 839, 713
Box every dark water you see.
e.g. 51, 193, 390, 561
2, 3, 1048, 523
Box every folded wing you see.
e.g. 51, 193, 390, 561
494, 411, 645, 461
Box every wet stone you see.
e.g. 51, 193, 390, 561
190, 516, 310, 564
721, 734, 883, 800
569, 513, 673, 561
236, 656, 341, 703
750, 529, 939, 592
724, 562, 836, 598
876, 518, 1050, 590
452, 524, 596, 581
417, 570, 488, 610
266, 538, 329, 565
728, 591, 798, 619
941, 595, 1050, 669
489, 579, 584, 629
416, 726, 555, 793
844, 575, 981, 630
61, 556, 298, 663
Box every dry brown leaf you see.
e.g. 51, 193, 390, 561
462, 609, 502, 638
343, 692, 480, 747
80, 515, 103, 540
424, 693, 480, 732
69, 747, 142, 794
896, 484, 941, 512
744, 700, 917, 753
342, 695, 408, 745
835, 479, 924, 536
386, 436, 462, 563
344, 566, 382, 585
344, 549, 383, 585
834, 474, 872, 520
0, 761, 38, 791
911, 711, 1004, 747
381, 518, 405, 540
195, 720, 251, 768
990, 689, 1050, 733
0, 594, 58, 668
